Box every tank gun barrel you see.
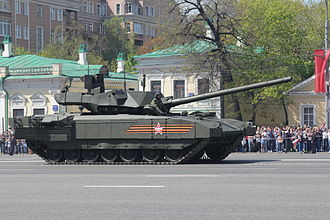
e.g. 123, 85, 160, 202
164, 77, 292, 108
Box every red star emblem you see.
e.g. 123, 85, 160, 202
153, 122, 164, 135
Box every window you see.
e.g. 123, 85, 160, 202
150, 7, 154, 17
36, 5, 42, 18
57, 9, 63, 21
96, 3, 101, 15
22, 2, 28, 15
145, 6, 149, 16
198, 78, 209, 94
36, 26, 44, 52
150, 81, 161, 93
50, 31, 55, 42
302, 106, 315, 127
126, 3, 132, 13
16, 25, 21, 39
126, 23, 131, 32
0, 20, 10, 36
56, 31, 62, 42
88, 23, 93, 32
23, 26, 29, 39
97, 24, 104, 35
174, 80, 185, 99
133, 22, 142, 34
83, 22, 88, 30
147, 26, 155, 37
13, 109, 24, 117
33, 108, 45, 116
88, 2, 93, 13
50, 8, 55, 20
83, 1, 88, 12
15, 1, 20, 14
116, 4, 120, 14
101, 4, 107, 16
0, 0, 10, 12
138, 7, 142, 15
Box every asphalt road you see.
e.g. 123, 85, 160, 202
0, 153, 330, 220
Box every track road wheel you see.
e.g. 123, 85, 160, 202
165, 149, 182, 162
142, 149, 160, 162
82, 149, 99, 162
46, 149, 64, 162
64, 150, 82, 163
100, 149, 118, 162
119, 149, 138, 162
205, 148, 222, 162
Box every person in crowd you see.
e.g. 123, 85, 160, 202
255, 130, 261, 152
322, 128, 328, 152
241, 137, 247, 152
314, 127, 322, 152
22, 139, 28, 154
247, 135, 254, 152
276, 133, 284, 152
261, 128, 267, 152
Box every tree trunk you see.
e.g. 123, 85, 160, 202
281, 97, 289, 126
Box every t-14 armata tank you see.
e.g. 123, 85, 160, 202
10, 74, 291, 164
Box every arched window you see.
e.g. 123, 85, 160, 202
30, 92, 47, 116
10, 93, 26, 117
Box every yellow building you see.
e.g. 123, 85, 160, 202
286, 76, 325, 127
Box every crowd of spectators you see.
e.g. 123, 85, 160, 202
239, 124, 330, 153
0, 131, 29, 155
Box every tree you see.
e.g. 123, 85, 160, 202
235, 0, 324, 124
169, 0, 243, 119
39, 22, 107, 65
102, 17, 137, 73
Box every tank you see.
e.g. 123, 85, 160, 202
10, 74, 292, 164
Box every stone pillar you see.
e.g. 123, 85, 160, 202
2, 35, 13, 57
77, 44, 88, 65
52, 64, 62, 76
0, 66, 9, 78
117, 52, 125, 73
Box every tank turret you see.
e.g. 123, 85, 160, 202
55, 74, 292, 115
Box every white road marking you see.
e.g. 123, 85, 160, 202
281, 159, 330, 162
84, 185, 165, 188
0, 160, 44, 163
147, 175, 219, 178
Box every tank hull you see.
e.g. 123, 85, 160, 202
12, 114, 254, 164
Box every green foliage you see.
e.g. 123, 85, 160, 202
14, 46, 31, 55
234, 0, 324, 106
103, 17, 137, 72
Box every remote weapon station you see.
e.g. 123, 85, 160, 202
11, 74, 291, 164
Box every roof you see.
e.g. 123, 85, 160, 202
134, 40, 217, 59
134, 40, 264, 59
0, 54, 103, 78
106, 72, 137, 81
286, 75, 314, 94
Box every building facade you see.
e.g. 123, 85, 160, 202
286, 76, 326, 127
134, 40, 222, 116
0, 0, 161, 51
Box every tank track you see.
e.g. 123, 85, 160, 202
33, 139, 209, 165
